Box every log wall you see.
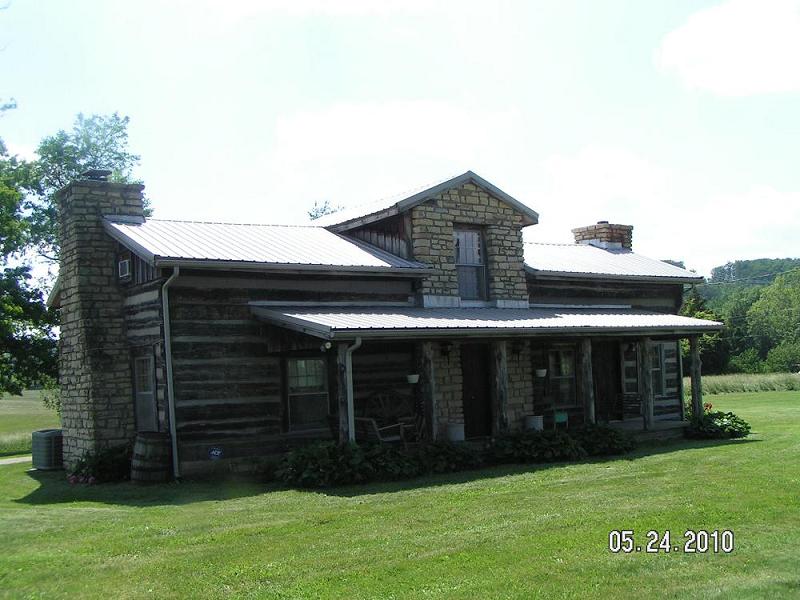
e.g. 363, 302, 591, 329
167, 271, 416, 473
527, 277, 683, 312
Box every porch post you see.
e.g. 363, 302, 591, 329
577, 338, 595, 425
418, 341, 437, 440
689, 336, 703, 417
491, 340, 509, 434
638, 338, 654, 430
336, 343, 350, 444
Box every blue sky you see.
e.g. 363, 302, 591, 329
3, 0, 799, 275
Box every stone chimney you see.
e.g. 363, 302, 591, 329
571, 221, 633, 250
57, 171, 145, 469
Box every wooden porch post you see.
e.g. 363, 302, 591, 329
689, 336, 703, 417
577, 338, 595, 425
491, 340, 509, 434
336, 343, 350, 444
638, 338, 654, 430
418, 341, 437, 440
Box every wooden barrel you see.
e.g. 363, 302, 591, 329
131, 432, 172, 484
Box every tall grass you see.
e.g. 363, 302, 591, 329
683, 372, 800, 399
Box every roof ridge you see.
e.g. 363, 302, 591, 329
132, 218, 322, 229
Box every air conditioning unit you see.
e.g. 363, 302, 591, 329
32, 429, 63, 470
118, 258, 131, 279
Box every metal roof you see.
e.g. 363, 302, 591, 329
250, 305, 722, 340
524, 242, 703, 283
314, 170, 539, 231
104, 218, 431, 273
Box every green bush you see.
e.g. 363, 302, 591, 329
415, 441, 483, 474
727, 349, 766, 374
489, 430, 587, 464
570, 425, 636, 456
686, 411, 751, 440
69, 444, 132, 483
364, 444, 423, 480
766, 341, 800, 373
275, 442, 374, 488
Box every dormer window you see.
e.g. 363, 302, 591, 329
454, 227, 488, 300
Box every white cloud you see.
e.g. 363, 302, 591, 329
527, 145, 800, 275
247, 100, 522, 223
655, 0, 800, 96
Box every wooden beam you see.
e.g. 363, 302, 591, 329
677, 340, 686, 420
418, 341, 437, 440
578, 338, 596, 425
638, 338, 654, 430
336, 343, 349, 444
689, 336, 703, 417
491, 340, 509, 435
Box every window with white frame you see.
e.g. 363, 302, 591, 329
286, 358, 329, 431
548, 347, 577, 406
454, 227, 488, 300
133, 355, 157, 432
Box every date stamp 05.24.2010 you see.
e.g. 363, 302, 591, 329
608, 530, 735, 554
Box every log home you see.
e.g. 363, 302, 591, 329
50, 170, 721, 477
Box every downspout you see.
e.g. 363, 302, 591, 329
162, 266, 181, 479
345, 337, 362, 442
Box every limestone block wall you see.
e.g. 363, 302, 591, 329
433, 342, 464, 433
431, 339, 534, 437
58, 180, 145, 468
410, 182, 528, 303
506, 342, 534, 430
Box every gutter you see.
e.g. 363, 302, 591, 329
345, 337, 362, 442
161, 266, 181, 479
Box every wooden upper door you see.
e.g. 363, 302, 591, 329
461, 343, 492, 438
592, 341, 622, 422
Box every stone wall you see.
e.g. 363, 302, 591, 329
410, 182, 528, 305
431, 340, 533, 437
506, 342, 534, 430
571, 221, 633, 249
58, 180, 145, 468
433, 342, 463, 434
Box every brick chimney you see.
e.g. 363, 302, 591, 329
571, 221, 633, 250
57, 171, 145, 469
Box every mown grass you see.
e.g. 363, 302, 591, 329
1, 391, 799, 599
0, 390, 60, 457
683, 372, 800, 399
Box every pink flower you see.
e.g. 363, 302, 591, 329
87, 476, 97, 485
67, 475, 78, 485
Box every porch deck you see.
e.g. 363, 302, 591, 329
608, 418, 688, 442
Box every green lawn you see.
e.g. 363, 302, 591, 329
0, 390, 60, 457
1, 392, 799, 599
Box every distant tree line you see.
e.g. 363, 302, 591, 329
681, 258, 800, 374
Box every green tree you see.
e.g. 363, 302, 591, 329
680, 287, 727, 374
1, 112, 144, 395
25, 113, 143, 261
747, 269, 800, 356
308, 199, 341, 220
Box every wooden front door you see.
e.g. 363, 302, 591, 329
461, 343, 492, 438
592, 341, 622, 422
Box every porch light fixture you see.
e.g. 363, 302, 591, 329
406, 374, 420, 384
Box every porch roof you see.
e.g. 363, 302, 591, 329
250, 305, 723, 340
